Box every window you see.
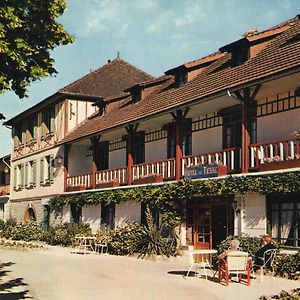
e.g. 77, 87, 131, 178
132, 88, 141, 103
0, 172, 5, 185
268, 194, 300, 247
167, 119, 192, 159
126, 132, 145, 165
41, 107, 55, 138
13, 125, 23, 148
26, 116, 38, 143
175, 72, 187, 87
24, 207, 36, 222
40, 155, 54, 185
43, 205, 50, 230
25, 160, 37, 188
0, 203, 4, 220
101, 203, 115, 229
97, 141, 109, 171
13, 164, 25, 190
232, 47, 249, 66
70, 203, 82, 224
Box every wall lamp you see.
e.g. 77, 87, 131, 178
55, 155, 63, 166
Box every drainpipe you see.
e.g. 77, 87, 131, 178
1, 157, 11, 171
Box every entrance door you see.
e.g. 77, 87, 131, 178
194, 207, 211, 249
211, 205, 228, 249
186, 198, 233, 249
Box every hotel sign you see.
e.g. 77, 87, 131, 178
184, 164, 227, 179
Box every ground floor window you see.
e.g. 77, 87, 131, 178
101, 203, 115, 229
268, 194, 300, 247
70, 204, 82, 224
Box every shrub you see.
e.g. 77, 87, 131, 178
260, 288, 300, 300
138, 207, 177, 258
273, 253, 300, 280
5, 222, 44, 242
105, 221, 144, 256
43, 223, 92, 246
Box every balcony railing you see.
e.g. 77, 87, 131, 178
132, 158, 176, 181
96, 167, 128, 185
249, 137, 300, 169
66, 173, 92, 189
182, 147, 241, 174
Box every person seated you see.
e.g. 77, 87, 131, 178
253, 234, 276, 270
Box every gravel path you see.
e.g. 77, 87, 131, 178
0, 247, 299, 300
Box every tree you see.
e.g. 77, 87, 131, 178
0, 0, 74, 98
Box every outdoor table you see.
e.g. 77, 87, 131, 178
74, 236, 96, 254
279, 249, 298, 256
187, 249, 218, 280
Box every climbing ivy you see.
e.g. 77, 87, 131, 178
50, 172, 300, 227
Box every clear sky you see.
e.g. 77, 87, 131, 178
0, 0, 299, 157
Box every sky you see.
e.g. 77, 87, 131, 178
0, 0, 299, 157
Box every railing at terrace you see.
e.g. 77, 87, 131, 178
182, 147, 241, 174
66, 173, 92, 189
96, 167, 128, 185
249, 137, 300, 169
132, 158, 176, 181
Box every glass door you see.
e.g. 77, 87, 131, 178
194, 207, 211, 249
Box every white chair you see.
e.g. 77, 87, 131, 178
255, 248, 277, 282
94, 242, 108, 254
218, 251, 251, 286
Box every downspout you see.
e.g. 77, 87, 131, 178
1, 157, 11, 171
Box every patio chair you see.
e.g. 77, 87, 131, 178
218, 251, 251, 286
94, 241, 108, 254
253, 248, 277, 282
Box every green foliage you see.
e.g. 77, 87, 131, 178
138, 206, 177, 258
5, 222, 44, 242
0, 0, 74, 98
216, 235, 262, 255
50, 172, 300, 228
260, 289, 300, 300
104, 221, 144, 256
43, 222, 92, 246
273, 253, 300, 280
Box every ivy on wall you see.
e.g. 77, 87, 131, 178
50, 171, 300, 227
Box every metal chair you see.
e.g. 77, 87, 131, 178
254, 248, 277, 282
94, 242, 108, 254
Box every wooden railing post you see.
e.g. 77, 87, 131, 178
90, 135, 100, 189
125, 124, 139, 185
171, 108, 189, 180
63, 143, 71, 192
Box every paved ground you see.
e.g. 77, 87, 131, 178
0, 246, 299, 300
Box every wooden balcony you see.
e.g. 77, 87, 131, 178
65, 148, 242, 191
132, 158, 176, 182
249, 137, 300, 171
96, 167, 128, 186
182, 147, 241, 174
66, 173, 92, 191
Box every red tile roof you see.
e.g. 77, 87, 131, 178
61, 16, 300, 144
60, 58, 154, 97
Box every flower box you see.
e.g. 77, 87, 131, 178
66, 185, 86, 192
260, 158, 300, 171
133, 174, 164, 185
96, 181, 120, 189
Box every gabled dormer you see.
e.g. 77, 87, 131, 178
165, 52, 224, 86
124, 76, 172, 103
219, 19, 293, 67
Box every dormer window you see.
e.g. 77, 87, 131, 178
132, 88, 141, 103
175, 72, 187, 87
95, 99, 106, 116
232, 47, 249, 66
